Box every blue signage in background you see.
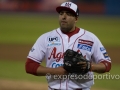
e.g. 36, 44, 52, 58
105, 0, 120, 15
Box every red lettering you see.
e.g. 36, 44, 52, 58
48, 47, 56, 60
56, 52, 63, 62
48, 47, 63, 62
48, 48, 86, 62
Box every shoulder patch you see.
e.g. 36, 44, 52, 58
103, 52, 109, 58
100, 47, 106, 51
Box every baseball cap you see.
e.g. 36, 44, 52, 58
56, 2, 79, 17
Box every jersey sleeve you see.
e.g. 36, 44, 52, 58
92, 35, 111, 63
27, 34, 47, 63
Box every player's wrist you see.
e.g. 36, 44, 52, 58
90, 63, 107, 73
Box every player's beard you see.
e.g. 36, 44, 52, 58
59, 22, 74, 33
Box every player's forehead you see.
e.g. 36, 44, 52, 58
59, 10, 75, 17
59, 10, 74, 15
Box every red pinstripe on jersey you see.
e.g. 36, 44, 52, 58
72, 30, 85, 50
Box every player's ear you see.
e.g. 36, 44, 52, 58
75, 16, 78, 23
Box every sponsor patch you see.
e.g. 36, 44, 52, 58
78, 39, 93, 46
103, 52, 109, 58
47, 36, 61, 46
48, 42, 61, 46
77, 39, 93, 52
52, 62, 63, 68
100, 47, 106, 51
77, 44, 92, 52
47, 36, 60, 42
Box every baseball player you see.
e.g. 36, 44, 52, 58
25, 2, 111, 90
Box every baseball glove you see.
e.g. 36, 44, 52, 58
63, 49, 91, 74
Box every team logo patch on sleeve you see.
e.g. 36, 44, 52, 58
103, 52, 109, 58
77, 39, 93, 52
100, 47, 110, 59
100, 47, 106, 51
30, 48, 35, 52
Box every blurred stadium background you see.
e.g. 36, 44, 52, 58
0, 0, 120, 90
0, 0, 120, 15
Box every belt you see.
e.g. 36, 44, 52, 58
54, 88, 82, 90
49, 86, 82, 90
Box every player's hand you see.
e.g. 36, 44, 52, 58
77, 62, 88, 70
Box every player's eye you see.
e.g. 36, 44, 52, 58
59, 11, 74, 17
66, 12, 72, 16
59, 11, 64, 15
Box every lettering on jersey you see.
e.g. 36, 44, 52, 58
47, 36, 61, 46
48, 42, 61, 46
52, 62, 63, 68
77, 44, 92, 52
48, 47, 87, 62
100, 47, 106, 51
78, 39, 94, 46
77, 39, 93, 52
48, 47, 64, 62
103, 52, 109, 58
47, 36, 60, 42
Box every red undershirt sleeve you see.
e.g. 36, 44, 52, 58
25, 58, 40, 76
100, 60, 111, 72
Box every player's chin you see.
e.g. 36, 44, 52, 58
60, 27, 70, 33
60, 24, 66, 28
61, 24, 67, 28
61, 25, 67, 29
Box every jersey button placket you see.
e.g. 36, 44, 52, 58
64, 36, 69, 51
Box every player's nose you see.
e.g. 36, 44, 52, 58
62, 13, 67, 20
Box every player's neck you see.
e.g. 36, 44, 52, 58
69, 26, 76, 32
62, 27, 80, 38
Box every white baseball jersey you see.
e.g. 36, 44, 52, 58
27, 28, 111, 89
